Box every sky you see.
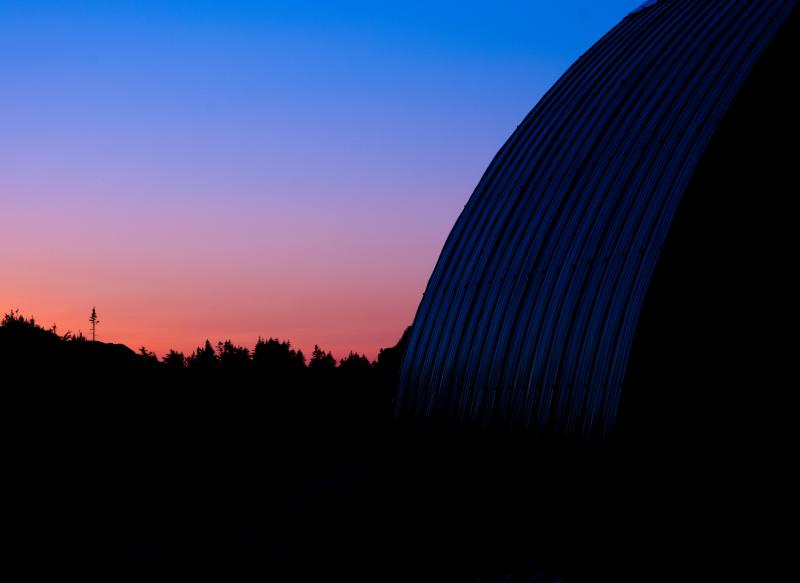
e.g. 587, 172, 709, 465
1, 0, 638, 360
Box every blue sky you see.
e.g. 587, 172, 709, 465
1, 0, 639, 357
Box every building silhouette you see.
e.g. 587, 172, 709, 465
396, 0, 799, 439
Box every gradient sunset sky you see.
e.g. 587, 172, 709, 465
2, 0, 637, 360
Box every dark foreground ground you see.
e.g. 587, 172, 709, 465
2, 317, 791, 582
6, 375, 791, 583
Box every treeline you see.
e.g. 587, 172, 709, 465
1, 306, 414, 488
0, 308, 412, 451
2, 309, 420, 581
0, 309, 410, 386
153, 338, 374, 375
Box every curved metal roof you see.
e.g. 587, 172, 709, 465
395, 0, 798, 438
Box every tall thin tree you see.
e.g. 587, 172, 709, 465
89, 307, 99, 341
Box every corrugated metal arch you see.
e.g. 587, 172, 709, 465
395, 0, 799, 439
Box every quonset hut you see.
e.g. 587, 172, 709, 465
395, 0, 799, 439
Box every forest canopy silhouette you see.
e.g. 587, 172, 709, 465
0, 307, 411, 463
1, 308, 409, 390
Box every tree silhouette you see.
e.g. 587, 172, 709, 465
162, 350, 186, 370
138, 346, 159, 365
89, 307, 99, 341
217, 340, 251, 372
309, 344, 336, 371
339, 351, 371, 373
253, 337, 306, 377
187, 339, 218, 372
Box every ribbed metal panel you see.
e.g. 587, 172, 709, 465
396, 0, 798, 438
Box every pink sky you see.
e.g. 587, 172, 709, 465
2, 186, 460, 360
1, 1, 630, 361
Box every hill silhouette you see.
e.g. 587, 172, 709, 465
1, 311, 579, 583
1, 310, 155, 375
0, 309, 730, 583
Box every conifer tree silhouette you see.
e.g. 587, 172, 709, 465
89, 307, 99, 341
309, 344, 336, 370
